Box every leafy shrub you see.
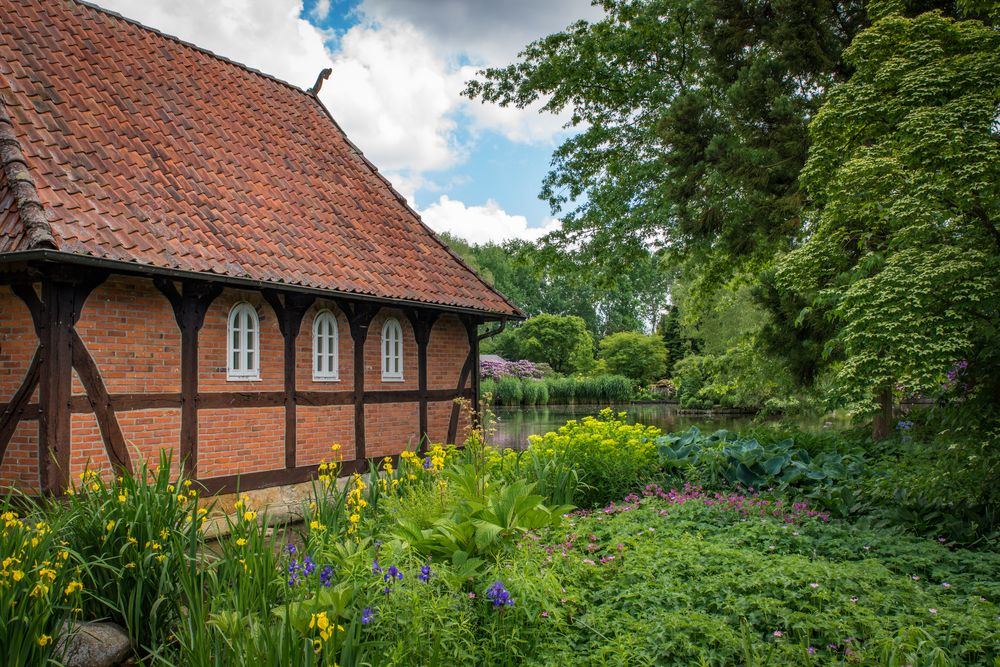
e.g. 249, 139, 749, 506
480, 359, 542, 381
597, 332, 669, 385
859, 430, 1000, 544
526, 409, 660, 507
1, 497, 84, 666
521, 380, 540, 406
486, 375, 633, 405
657, 427, 865, 517
673, 341, 797, 410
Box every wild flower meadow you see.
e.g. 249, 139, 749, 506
1, 411, 998, 665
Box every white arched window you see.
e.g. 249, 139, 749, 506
381, 317, 404, 381
227, 302, 260, 381
312, 310, 339, 381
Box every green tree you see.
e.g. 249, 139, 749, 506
598, 332, 669, 385
465, 0, 867, 282
776, 8, 1000, 438
656, 306, 688, 371
504, 314, 595, 374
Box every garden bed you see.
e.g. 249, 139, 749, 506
2, 413, 998, 666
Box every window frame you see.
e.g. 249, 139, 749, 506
311, 309, 340, 382
380, 317, 404, 382
227, 302, 261, 381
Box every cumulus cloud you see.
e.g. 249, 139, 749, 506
320, 20, 466, 173
420, 196, 560, 245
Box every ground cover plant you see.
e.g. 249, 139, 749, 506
2, 411, 998, 665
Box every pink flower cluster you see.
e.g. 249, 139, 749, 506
569, 483, 831, 524
480, 359, 542, 380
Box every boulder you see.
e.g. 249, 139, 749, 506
56, 622, 132, 667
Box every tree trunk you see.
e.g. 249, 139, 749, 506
871, 386, 894, 441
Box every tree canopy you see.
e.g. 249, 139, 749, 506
464, 0, 867, 281
775, 9, 1000, 423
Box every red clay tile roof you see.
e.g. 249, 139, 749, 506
0, 0, 522, 318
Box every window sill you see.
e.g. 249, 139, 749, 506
226, 375, 261, 382
381, 376, 405, 383
312, 375, 341, 383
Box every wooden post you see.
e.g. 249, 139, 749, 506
338, 300, 377, 468
35, 275, 103, 493
155, 279, 221, 479
263, 291, 314, 469
405, 310, 439, 451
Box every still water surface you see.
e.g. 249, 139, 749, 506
490, 403, 841, 450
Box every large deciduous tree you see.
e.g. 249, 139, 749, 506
502, 314, 595, 374
464, 0, 866, 280
776, 8, 1000, 438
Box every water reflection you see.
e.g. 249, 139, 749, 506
490, 403, 838, 450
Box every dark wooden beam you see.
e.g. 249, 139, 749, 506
447, 316, 481, 444
337, 300, 378, 469
263, 290, 314, 469
17, 388, 472, 418
70, 329, 131, 474
0, 350, 41, 467
405, 309, 439, 452
155, 278, 222, 479
35, 274, 103, 493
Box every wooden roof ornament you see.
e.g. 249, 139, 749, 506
0, 0, 523, 319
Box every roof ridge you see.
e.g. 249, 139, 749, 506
0, 84, 55, 250
305, 94, 526, 319
71, 0, 315, 99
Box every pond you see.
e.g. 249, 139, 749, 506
490, 403, 844, 450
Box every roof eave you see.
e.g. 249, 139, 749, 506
0, 249, 526, 321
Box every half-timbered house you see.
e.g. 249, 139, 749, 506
0, 0, 522, 495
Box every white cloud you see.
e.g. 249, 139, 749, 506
420, 195, 560, 245
320, 20, 466, 173
309, 0, 332, 21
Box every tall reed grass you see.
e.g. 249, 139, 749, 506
482, 375, 635, 406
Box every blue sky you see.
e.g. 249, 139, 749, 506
94, 0, 602, 244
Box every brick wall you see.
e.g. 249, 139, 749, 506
365, 401, 420, 458
0, 286, 38, 488
365, 308, 418, 390
427, 314, 469, 390
74, 275, 181, 395
297, 405, 355, 465
0, 276, 477, 492
198, 408, 284, 478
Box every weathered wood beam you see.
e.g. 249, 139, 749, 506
447, 316, 481, 444
263, 290, 314, 469
155, 278, 222, 479
35, 274, 103, 493
0, 349, 41, 467
405, 309, 439, 452
336, 300, 378, 469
